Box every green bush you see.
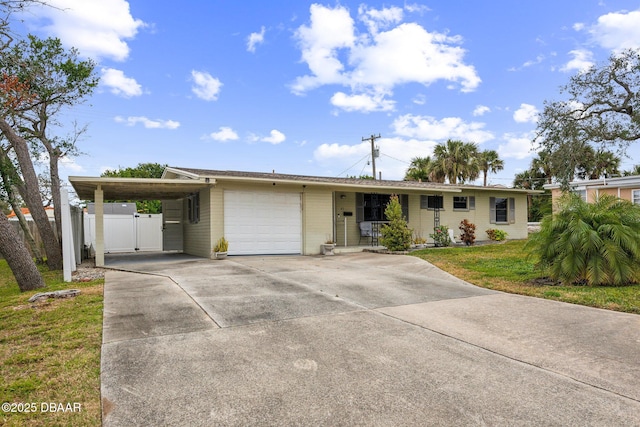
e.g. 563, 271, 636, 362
380, 195, 413, 251
430, 225, 451, 247
486, 228, 507, 241
527, 194, 640, 286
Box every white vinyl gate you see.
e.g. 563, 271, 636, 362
84, 213, 163, 253
224, 190, 301, 255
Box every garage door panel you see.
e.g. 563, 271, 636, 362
224, 190, 301, 255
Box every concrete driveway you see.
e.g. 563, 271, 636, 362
101, 252, 640, 426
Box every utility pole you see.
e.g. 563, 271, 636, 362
362, 134, 381, 179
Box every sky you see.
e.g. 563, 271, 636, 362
10, 0, 640, 187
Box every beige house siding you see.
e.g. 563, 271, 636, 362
209, 186, 224, 252
334, 191, 360, 246
201, 181, 333, 255
334, 190, 529, 245
182, 188, 212, 257
302, 188, 333, 254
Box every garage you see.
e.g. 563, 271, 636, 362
224, 190, 302, 255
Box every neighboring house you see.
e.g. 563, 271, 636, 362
70, 167, 538, 264
544, 175, 640, 207
7, 206, 55, 221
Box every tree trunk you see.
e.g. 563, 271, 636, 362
7, 195, 45, 264
0, 118, 62, 270
0, 147, 45, 263
0, 210, 45, 291
48, 147, 62, 240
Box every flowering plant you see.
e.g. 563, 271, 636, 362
429, 225, 451, 247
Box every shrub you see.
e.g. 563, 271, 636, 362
526, 194, 640, 286
486, 228, 507, 241
380, 195, 413, 251
430, 225, 451, 247
459, 219, 476, 246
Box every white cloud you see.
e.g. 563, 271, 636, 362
60, 156, 85, 172
473, 105, 490, 116
561, 49, 594, 73
261, 129, 286, 144
208, 127, 239, 142
114, 116, 180, 129
358, 5, 403, 35
412, 94, 426, 105
404, 3, 431, 14
101, 68, 142, 97
498, 132, 536, 160
292, 4, 355, 93
330, 91, 395, 112
392, 114, 494, 143
314, 137, 437, 180
28, 0, 145, 61
190, 70, 222, 101
247, 26, 266, 52
589, 9, 640, 51
291, 4, 480, 112
513, 103, 539, 124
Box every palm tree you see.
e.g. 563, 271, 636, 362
590, 149, 620, 179
531, 151, 554, 184
477, 149, 504, 186
432, 139, 479, 184
623, 164, 640, 176
405, 156, 432, 181
527, 194, 640, 286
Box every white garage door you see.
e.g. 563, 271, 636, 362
224, 190, 301, 255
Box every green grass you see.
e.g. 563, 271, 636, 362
0, 261, 103, 426
411, 240, 640, 314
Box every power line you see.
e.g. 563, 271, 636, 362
380, 152, 411, 165
336, 153, 370, 178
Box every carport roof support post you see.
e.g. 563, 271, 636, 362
95, 186, 104, 267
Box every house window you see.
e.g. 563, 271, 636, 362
420, 195, 443, 210
490, 197, 515, 224
356, 193, 409, 221
187, 193, 200, 224
572, 188, 587, 201
453, 196, 475, 210
633, 190, 640, 205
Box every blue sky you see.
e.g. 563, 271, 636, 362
12, 0, 640, 186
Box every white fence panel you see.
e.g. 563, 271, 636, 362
84, 213, 163, 253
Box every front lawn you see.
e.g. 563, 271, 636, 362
411, 240, 640, 314
0, 261, 103, 427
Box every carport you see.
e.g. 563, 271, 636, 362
69, 176, 212, 267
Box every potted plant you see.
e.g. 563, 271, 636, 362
321, 239, 336, 255
212, 237, 229, 259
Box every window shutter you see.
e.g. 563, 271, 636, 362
469, 196, 475, 210
489, 197, 496, 224
420, 195, 428, 209
401, 194, 409, 221
356, 192, 364, 222
509, 197, 516, 224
